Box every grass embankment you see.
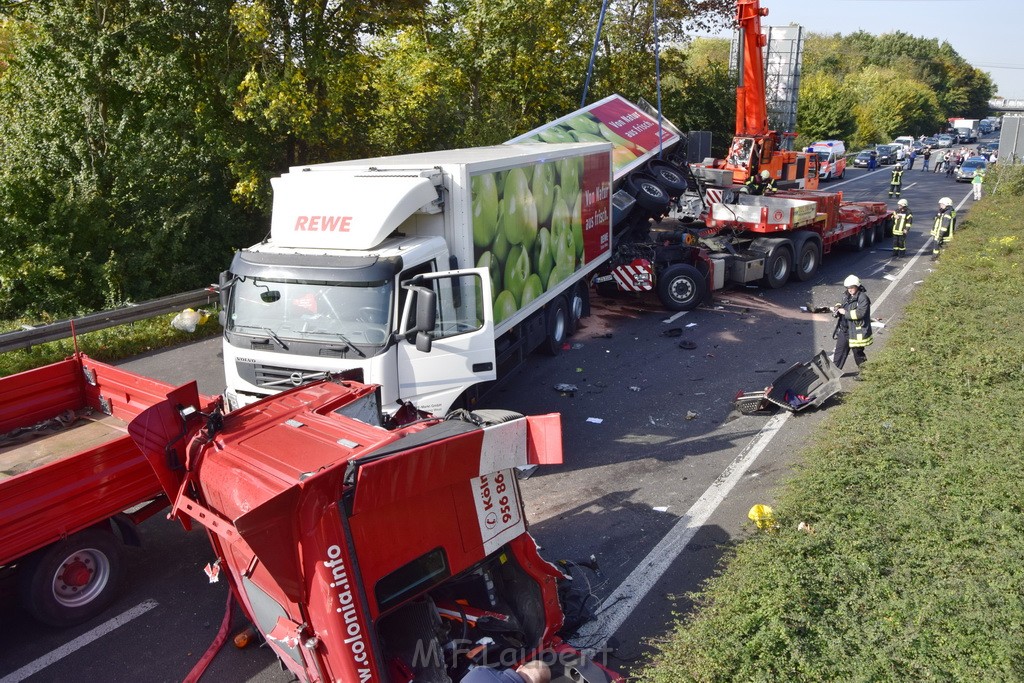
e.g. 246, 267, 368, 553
0, 313, 221, 378
637, 177, 1024, 681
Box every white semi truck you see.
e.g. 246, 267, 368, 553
219, 144, 613, 414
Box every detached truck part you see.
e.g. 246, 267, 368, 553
220, 144, 612, 415
0, 354, 214, 627
129, 376, 622, 683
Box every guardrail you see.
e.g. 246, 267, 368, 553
0, 287, 218, 354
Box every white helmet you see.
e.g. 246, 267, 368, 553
897, 199, 908, 207
844, 275, 861, 288
760, 170, 771, 179
939, 197, 952, 207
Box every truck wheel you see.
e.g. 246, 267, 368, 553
568, 281, 589, 334
848, 229, 866, 252
864, 224, 876, 247
624, 173, 671, 214
645, 160, 688, 196
19, 528, 125, 628
656, 264, 706, 311
793, 239, 822, 282
541, 296, 569, 355
874, 220, 886, 243
762, 246, 793, 289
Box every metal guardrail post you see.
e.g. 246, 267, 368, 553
0, 288, 218, 353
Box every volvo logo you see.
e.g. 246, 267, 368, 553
289, 372, 305, 386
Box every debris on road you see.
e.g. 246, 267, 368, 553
661, 327, 683, 337
678, 340, 697, 350
586, 417, 604, 424
748, 504, 776, 530
554, 383, 578, 396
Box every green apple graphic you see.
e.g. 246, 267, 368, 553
503, 244, 531, 306
533, 227, 554, 288
491, 210, 510, 266
521, 274, 544, 307
476, 251, 501, 302
531, 162, 556, 228
494, 290, 518, 325
547, 263, 574, 291
501, 167, 538, 247
538, 126, 575, 144
569, 131, 607, 144
472, 173, 499, 248
567, 114, 601, 137
558, 156, 582, 213
550, 193, 571, 242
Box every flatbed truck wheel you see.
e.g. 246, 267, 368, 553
793, 239, 822, 282
762, 245, 793, 289
19, 527, 125, 627
656, 264, 705, 311
848, 229, 866, 251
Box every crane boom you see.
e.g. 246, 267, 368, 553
735, 0, 770, 137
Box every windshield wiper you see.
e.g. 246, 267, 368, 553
260, 327, 290, 350
315, 330, 366, 358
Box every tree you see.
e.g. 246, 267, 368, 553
796, 71, 856, 147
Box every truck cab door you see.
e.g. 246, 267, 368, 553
395, 268, 496, 414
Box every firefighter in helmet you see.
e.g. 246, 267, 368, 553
744, 169, 777, 196
832, 275, 873, 376
931, 196, 955, 260
891, 198, 912, 258
888, 163, 904, 198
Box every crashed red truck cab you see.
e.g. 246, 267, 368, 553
129, 377, 621, 683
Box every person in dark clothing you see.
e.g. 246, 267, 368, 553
744, 169, 777, 195
463, 661, 551, 683
921, 147, 931, 171
832, 275, 872, 375
891, 199, 912, 257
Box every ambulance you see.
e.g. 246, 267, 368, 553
810, 140, 846, 181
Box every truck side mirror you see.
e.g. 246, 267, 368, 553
413, 287, 436, 353
218, 270, 231, 311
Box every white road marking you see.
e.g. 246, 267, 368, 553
0, 600, 159, 683
575, 237, 927, 648
662, 311, 689, 324
574, 412, 791, 648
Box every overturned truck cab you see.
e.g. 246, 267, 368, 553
128, 378, 621, 683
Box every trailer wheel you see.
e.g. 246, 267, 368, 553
864, 224, 877, 247
645, 160, 688, 196
874, 220, 886, 243
762, 246, 793, 289
19, 528, 125, 628
656, 264, 705, 311
793, 239, 822, 282
567, 281, 589, 334
848, 229, 867, 252
541, 296, 569, 356
624, 173, 671, 214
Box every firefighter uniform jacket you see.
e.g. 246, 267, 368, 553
839, 288, 873, 348
892, 208, 913, 235
890, 167, 904, 185
932, 207, 956, 243
744, 175, 777, 196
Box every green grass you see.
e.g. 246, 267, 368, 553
0, 312, 222, 378
636, 193, 1024, 681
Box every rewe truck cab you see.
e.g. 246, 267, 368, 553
220, 145, 613, 416
129, 377, 622, 683
811, 140, 846, 181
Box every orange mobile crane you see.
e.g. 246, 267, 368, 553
714, 0, 819, 190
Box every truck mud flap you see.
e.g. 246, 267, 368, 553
735, 351, 842, 414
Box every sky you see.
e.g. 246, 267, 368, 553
707, 0, 1024, 98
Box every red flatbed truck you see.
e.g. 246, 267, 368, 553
0, 354, 215, 627
129, 373, 622, 683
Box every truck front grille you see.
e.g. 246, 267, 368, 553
237, 362, 363, 390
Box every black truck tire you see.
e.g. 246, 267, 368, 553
656, 263, 706, 311
19, 527, 126, 628
624, 172, 671, 214
848, 228, 867, 251
567, 281, 589, 334
793, 238, 822, 282
541, 296, 569, 356
645, 160, 688, 196
762, 244, 793, 289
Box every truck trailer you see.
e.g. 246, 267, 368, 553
0, 354, 214, 627
219, 144, 613, 415
129, 376, 622, 683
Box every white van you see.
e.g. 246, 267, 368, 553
810, 140, 846, 181
893, 136, 915, 152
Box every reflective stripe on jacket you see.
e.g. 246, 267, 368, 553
890, 167, 903, 184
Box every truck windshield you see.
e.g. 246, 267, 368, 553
228, 278, 393, 346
